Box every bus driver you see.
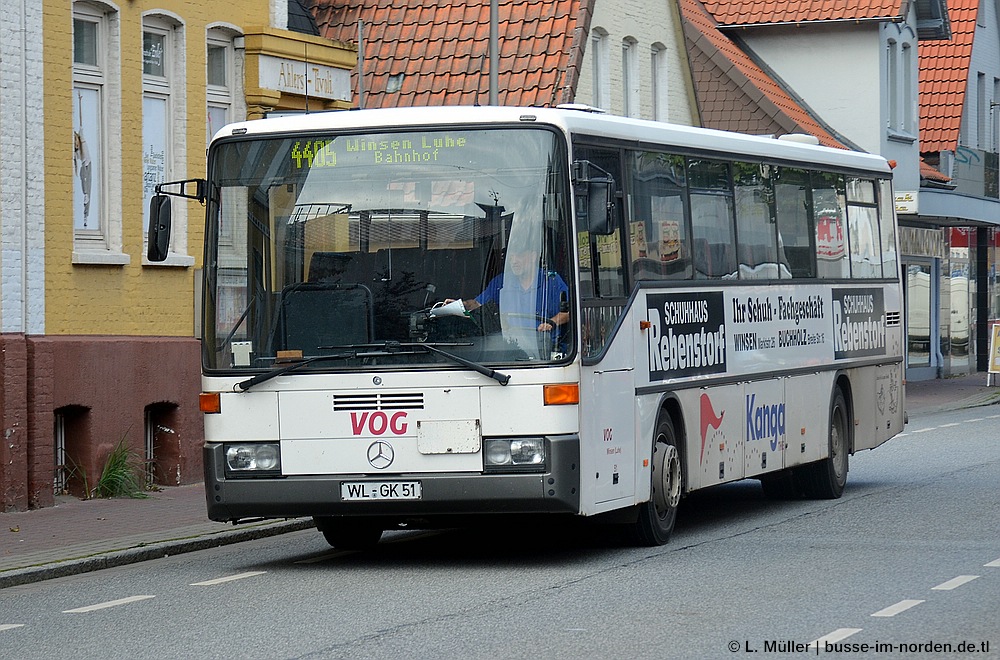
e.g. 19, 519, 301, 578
445, 239, 569, 333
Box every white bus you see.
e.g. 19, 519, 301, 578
149, 106, 905, 549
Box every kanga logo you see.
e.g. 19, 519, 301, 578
699, 393, 726, 464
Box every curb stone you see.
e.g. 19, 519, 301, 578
0, 518, 314, 590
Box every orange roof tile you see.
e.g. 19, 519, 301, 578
308, 0, 587, 109
700, 0, 905, 27
921, 158, 951, 182
919, 0, 978, 153
679, 0, 852, 149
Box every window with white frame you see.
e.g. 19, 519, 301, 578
978, 73, 987, 150
901, 43, 913, 133
994, 78, 1000, 153
650, 42, 668, 122
73, 3, 124, 259
591, 29, 610, 110
143, 19, 172, 239
207, 27, 246, 255
206, 30, 235, 141
142, 15, 191, 264
886, 39, 898, 131
622, 37, 640, 118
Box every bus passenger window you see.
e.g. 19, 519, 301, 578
773, 168, 815, 278
733, 162, 781, 280
575, 145, 627, 299
878, 180, 899, 277
627, 151, 690, 280
846, 178, 883, 278
813, 172, 849, 279
688, 158, 736, 280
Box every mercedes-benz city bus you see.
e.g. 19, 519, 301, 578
148, 106, 905, 549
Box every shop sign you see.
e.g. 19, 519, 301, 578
894, 190, 918, 215
258, 54, 350, 102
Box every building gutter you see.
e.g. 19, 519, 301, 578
717, 16, 904, 31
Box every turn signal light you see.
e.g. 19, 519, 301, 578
543, 384, 579, 405
199, 392, 221, 414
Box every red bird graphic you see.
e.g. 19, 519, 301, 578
700, 393, 725, 463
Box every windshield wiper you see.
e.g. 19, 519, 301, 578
235, 352, 358, 391
235, 341, 510, 391
321, 341, 511, 386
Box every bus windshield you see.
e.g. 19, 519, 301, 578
203, 126, 574, 373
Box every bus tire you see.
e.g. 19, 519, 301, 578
630, 410, 683, 546
759, 469, 802, 499
314, 517, 383, 550
802, 388, 849, 499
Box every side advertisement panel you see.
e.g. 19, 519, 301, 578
642, 286, 889, 385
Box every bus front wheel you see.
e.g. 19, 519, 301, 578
630, 411, 683, 546
314, 517, 383, 550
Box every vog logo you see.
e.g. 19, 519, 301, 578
350, 411, 409, 436
745, 393, 785, 451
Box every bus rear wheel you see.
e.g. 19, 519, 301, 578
801, 388, 849, 499
630, 411, 682, 546
314, 517, 384, 550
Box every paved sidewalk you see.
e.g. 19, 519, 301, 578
2, 371, 998, 589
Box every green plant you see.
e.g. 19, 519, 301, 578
93, 431, 149, 499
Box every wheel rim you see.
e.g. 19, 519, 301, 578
653, 440, 682, 516
830, 403, 847, 483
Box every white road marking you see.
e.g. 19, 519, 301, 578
810, 628, 862, 649
190, 570, 267, 586
0, 624, 25, 632
872, 599, 924, 617
63, 595, 156, 613
932, 575, 980, 590
911, 427, 934, 433
985, 558, 1000, 568
966, 417, 985, 423
939, 423, 960, 428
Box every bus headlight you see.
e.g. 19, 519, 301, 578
484, 437, 546, 472
224, 443, 281, 476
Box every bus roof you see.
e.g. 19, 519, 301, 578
213, 105, 892, 175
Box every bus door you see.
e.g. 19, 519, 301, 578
575, 144, 636, 508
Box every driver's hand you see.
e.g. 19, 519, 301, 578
537, 321, 553, 332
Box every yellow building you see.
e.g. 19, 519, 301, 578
0, 0, 354, 510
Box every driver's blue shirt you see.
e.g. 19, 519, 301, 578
475, 269, 569, 324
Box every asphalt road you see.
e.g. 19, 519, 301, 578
1, 404, 997, 660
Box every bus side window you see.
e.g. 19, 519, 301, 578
878, 179, 899, 278
846, 178, 883, 278
575, 144, 627, 358
627, 151, 691, 280
733, 162, 780, 280
688, 158, 736, 280
774, 167, 816, 278
575, 145, 627, 299
813, 172, 850, 279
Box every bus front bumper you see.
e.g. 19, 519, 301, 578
203, 434, 581, 523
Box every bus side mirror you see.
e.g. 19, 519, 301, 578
147, 194, 171, 262
587, 177, 616, 235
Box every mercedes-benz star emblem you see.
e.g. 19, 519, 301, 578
367, 441, 394, 469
